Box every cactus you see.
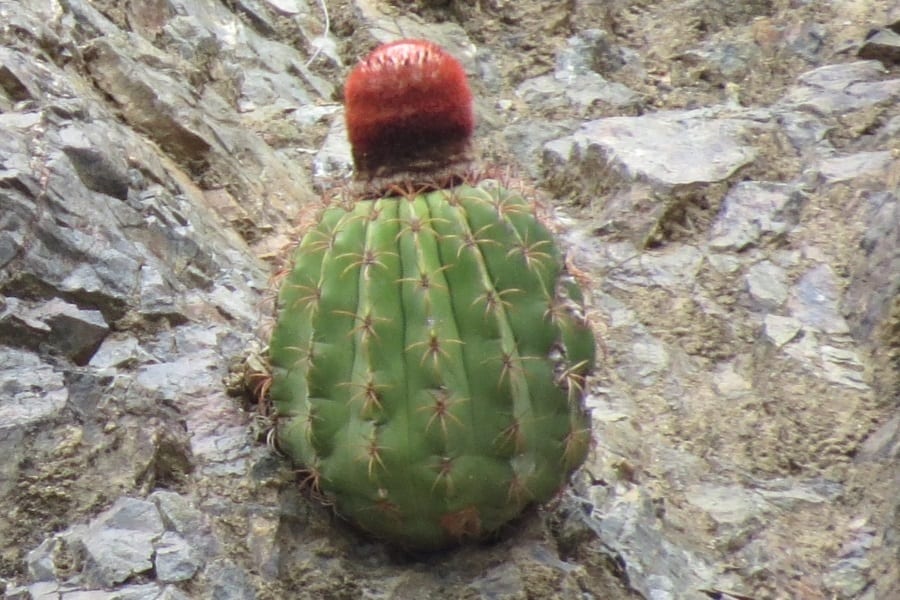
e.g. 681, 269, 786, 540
269, 40, 595, 550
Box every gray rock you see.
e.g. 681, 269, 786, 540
502, 119, 576, 181
22, 582, 60, 600
88, 336, 143, 370
264, 0, 306, 16
544, 109, 763, 245
783, 60, 900, 116
816, 151, 894, 183
515, 74, 571, 113
0, 297, 52, 351
557, 29, 639, 77
600, 242, 705, 291
858, 414, 900, 461
150, 491, 206, 538
157, 492, 220, 558
708, 181, 805, 251
85, 38, 211, 160
684, 483, 770, 526
3, 0, 900, 598
80, 498, 165, 587
0, 348, 68, 432
680, 40, 758, 86
819, 345, 870, 391
617, 333, 671, 387
154, 532, 201, 583
788, 264, 851, 335
858, 27, 900, 66
545, 109, 760, 190
777, 110, 832, 156
91, 497, 166, 534
157, 586, 193, 600
763, 315, 803, 348
825, 556, 873, 599
745, 260, 790, 309
311, 113, 353, 183
58, 125, 131, 201
25, 537, 62, 583
468, 562, 525, 598
26, 298, 109, 364
205, 559, 256, 600
517, 72, 639, 114
755, 478, 837, 509
586, 487, 717, 600
63, 583, 163, 600
0, 47, 45, 102
844, 191, 899, 351
81, 529, 157, 588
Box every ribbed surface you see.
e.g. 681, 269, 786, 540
270, 182, 594, 549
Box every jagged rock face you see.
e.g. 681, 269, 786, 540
270, 183, 594, 549
1, 0, 899, 599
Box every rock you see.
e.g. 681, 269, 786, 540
544, 108, 763, 245
154, 532, 201, 583
598, 243, 704, 290
468, 562, 525, 598
157, 586, 193, 600
149, 490, 207, 539
685, 483, 770, 526
745, 260, 790, 310
789, 264, 851, 335
857, 414, 900, 462
584, 486, 718, 599
708, 181, 805, 251
25, 536, 64, 583
517, 37, 642, 117
783, 60, 900, 117
502, 119, 576, 181
90, 497, 165, 534
311, 114, 353, 183
88, 335, 143, 370
59, 125, 131, 201
0, 297, 52, 352
545, 109, 759, 191
0, 348, 68, 433
819, 345, 870, 391
33, 299, 108, 362
20, 491, 215, 592
843, 191, 898, 392
20, 582, 60, 600
204, 559, 256, 600
763, 315, 803, 348
557, 29, 634, 75
816, 151, 894, 184
264, 0, 306, 16
858, 26, 900, 66
80, 498, 166, 587
2, 0, 900, 598
679, 40, 758, 88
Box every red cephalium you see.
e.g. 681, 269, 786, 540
344, 39, 475, 185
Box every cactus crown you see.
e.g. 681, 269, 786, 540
344, 39, 476, 192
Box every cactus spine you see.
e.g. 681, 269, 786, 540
270, 40, 595, 550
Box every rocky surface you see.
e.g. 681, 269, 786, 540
1, 0, 898, 599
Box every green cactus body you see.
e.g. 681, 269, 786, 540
270, 181, 594, 549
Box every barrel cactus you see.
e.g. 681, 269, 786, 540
269, 39, 595, 550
